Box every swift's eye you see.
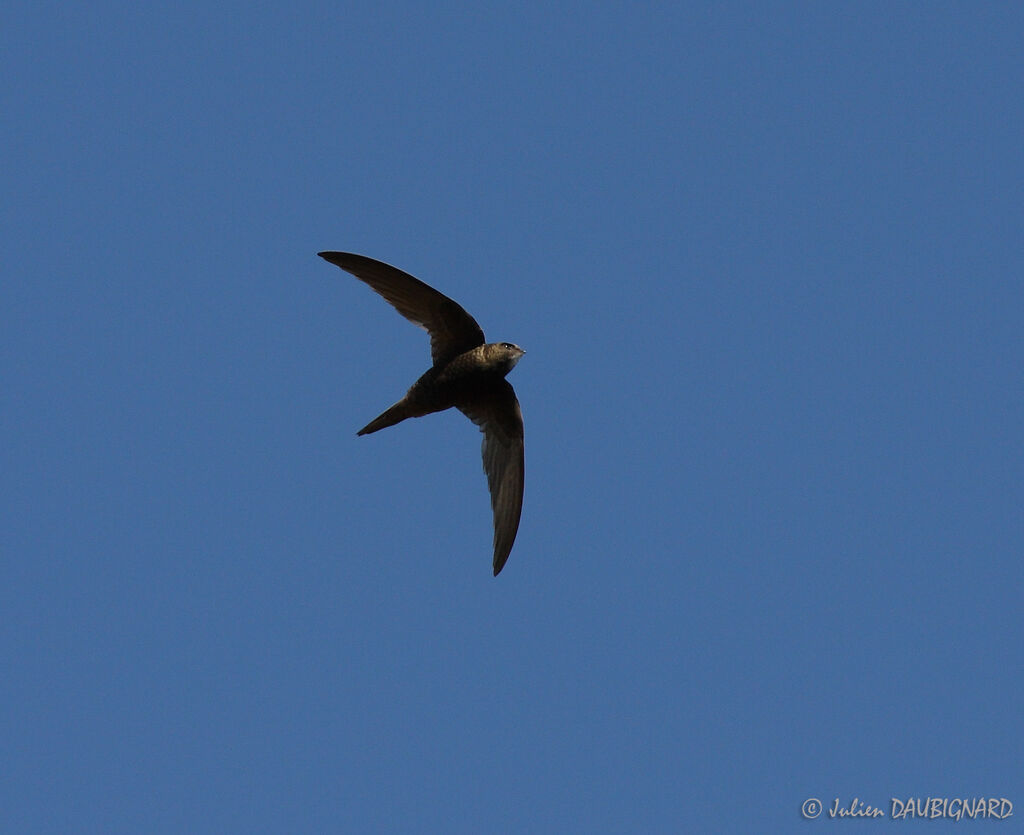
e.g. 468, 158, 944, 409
501, 342, 514, 349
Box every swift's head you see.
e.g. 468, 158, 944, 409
484, 342, 526, 375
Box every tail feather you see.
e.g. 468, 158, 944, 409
357, 400, 411, 435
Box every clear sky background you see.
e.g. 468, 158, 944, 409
4, 2, 1021, 832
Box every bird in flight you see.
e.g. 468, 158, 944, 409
318, 252, 526, 576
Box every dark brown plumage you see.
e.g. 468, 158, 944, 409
318, 252, 526, 576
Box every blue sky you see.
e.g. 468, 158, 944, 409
4, 2, 1021, 832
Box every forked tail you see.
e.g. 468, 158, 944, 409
357, 400, 411, 435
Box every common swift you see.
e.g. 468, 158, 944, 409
318, 252, 526, 576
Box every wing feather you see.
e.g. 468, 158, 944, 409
457, 380, 524, 575
318, 252, 486, 366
